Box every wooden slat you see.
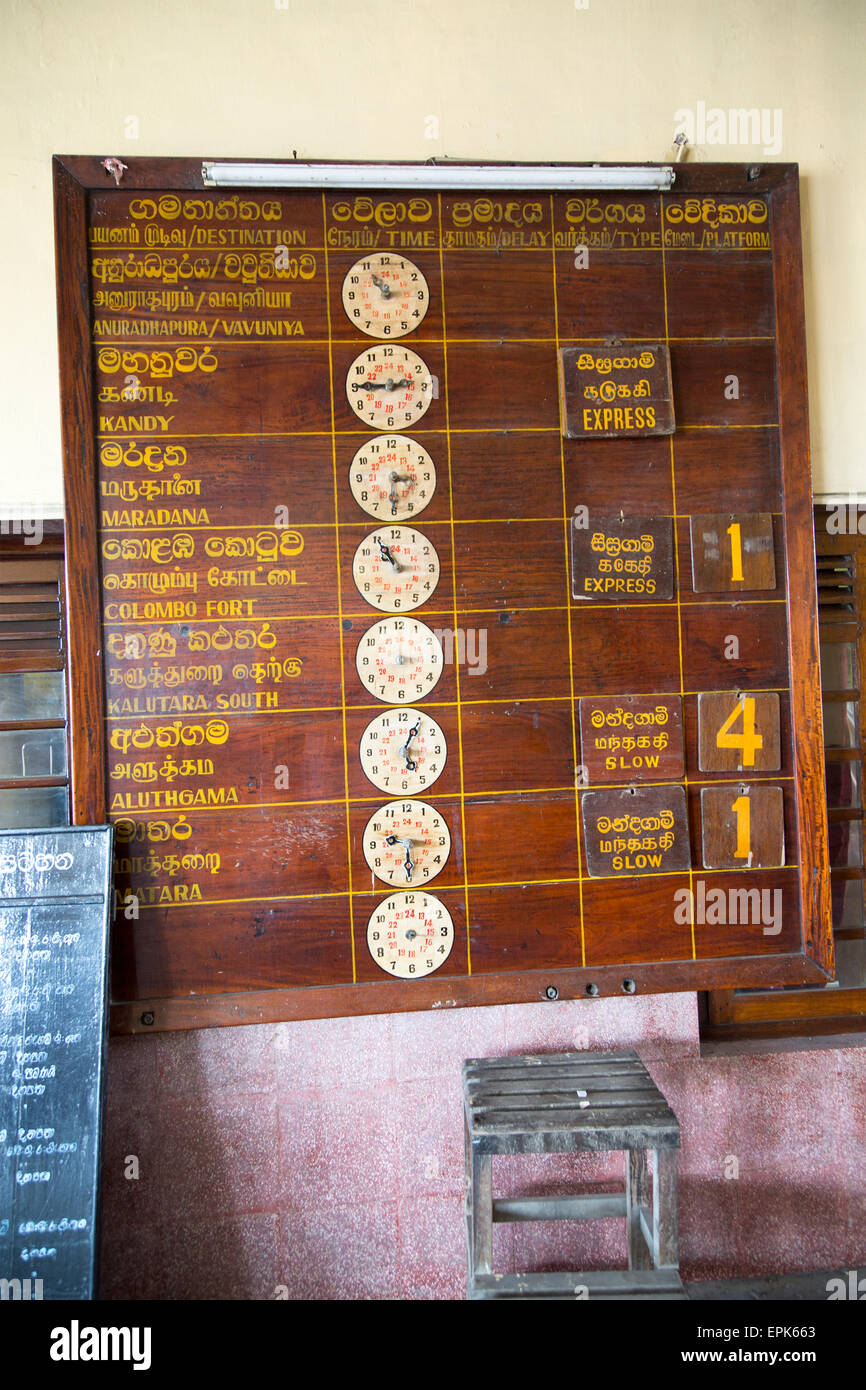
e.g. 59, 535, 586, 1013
107, 949, 831, 1034
0, 561, 62, 585
0, 655, 65, 675
471, 1110, 676, 1134
468, 1269, 685, 1300
654, 1148, 679, 1268
471, 1093, 673, 1115
467, 1075, 658, 1096
0, 587, 61, 605
0, 777, 68, 791
627, 1152, 652, 1272
0, 621, 61, 639
773, 171, 833, 978
55, 154, 794, 193
466, 1050, 641, 1068
492, 1194, 628, 1223
470, 1151, 492, 1277
466, 1062, 647, 1081
471, 1103, 677, 1133
53, 159, 105, 824
0, 603, 61, 621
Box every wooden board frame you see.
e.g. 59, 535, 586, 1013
52, 157, 832, 1033
702, 513, 866, 1041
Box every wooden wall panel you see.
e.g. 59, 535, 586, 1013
53, 159, 832, 1031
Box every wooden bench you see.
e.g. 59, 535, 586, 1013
463, 1049, 685, 1300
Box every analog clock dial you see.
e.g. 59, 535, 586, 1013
349, 436, 436, 522
362, 799, 451, 887
355, 616, 444, 703
358, 707, 448, 795
352, 525, 440, 613
346, 345, 434, 431
366, 891, 454, 978
341, 253, 430, 339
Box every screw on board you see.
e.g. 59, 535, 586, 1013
544, 985, 559, 1001
140, 1011, 155, 1026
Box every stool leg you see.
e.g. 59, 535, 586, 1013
470, 1146, 494, 1279
652, 1147, 679, 1269
463, 1114, 475, 1287
626, 1149, 652, 1270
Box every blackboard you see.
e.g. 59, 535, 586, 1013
0, 826, 113, 1299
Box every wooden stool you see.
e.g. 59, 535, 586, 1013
463, 1049, 685, 1300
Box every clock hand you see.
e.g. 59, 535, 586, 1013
370, 272, 393, 300
384, 835, 416, 883
388, 471, 414, 515
376, 537, 401, 571
403, 843, 415, 882
351, 377, 413, 393
398, 720, 421, 771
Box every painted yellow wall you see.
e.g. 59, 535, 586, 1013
0, 0, 862, 513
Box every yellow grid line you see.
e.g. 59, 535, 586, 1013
97, 423, 780, 441
107, 772, 796, 817
98, 512, 785, 531
321, 194, 357, 982
438, 192, 472, 973
92, 335, 780, 346
89, 245, 772, 260
550, 193, 585, 967
100, 597, 788, 626
103, 686, 792, 722
89, 241, 771, 258
125, 861, 799, 913
660, 190, 696, 960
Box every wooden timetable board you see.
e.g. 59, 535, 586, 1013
53, 159, 832, 1032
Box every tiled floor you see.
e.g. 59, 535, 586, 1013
98, 994, 866, 1299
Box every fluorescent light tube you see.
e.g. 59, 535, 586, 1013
202, 162, 675, 192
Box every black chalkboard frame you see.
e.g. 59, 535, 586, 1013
0, 824, 113, 1300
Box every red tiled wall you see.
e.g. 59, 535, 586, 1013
99, 997, 866, 1299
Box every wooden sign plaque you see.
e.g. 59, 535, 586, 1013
558, 342, 675, 438
52, 159, 832, 1032
581, 784, 691, 878
578, 694, 685, 783
571, 514, 674, 601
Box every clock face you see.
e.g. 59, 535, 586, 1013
346, 345, 434, 431
358, 707, 448, 795
341, 253, 430, 339
349, 436, 436, 522
351, 525, 440, 613
355, 616, 444, 703
362, 799, 451, 887
366, 890, 454, 978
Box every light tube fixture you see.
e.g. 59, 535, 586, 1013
202, 162, 675, 192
